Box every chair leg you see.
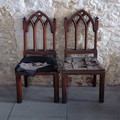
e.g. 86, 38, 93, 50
53, 76, 55, 88
24, 75, 28, 87
93, 75, 96, 87
54, 74, 59, 103
16, 74, 22, 103
62, 74, 68, 103
99, 73, 105, 103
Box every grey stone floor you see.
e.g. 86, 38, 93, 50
0, 85, 120, 120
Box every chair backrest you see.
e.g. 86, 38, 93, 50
23, 11, 56, 57
64, 9, 99, 58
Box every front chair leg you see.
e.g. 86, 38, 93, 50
54, 73, 59, 103
24, 75, 28, 87
62, 74, 68, 103
16, 74, 22, 103
99, 73, 105, 103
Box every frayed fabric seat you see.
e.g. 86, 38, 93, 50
15, 56, 58, 76
63, 57, 104, 71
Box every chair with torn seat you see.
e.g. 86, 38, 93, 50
61, 9, 105, 103
15, 11, 59, 103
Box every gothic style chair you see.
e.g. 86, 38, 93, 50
15, 11, 59, 103
62, 9, 105, 103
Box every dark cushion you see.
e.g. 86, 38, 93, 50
15, 56, 58, 76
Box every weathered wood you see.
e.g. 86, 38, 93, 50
62, 9, 105, 103
23, 11, 57, 56
15, 11, 59, 103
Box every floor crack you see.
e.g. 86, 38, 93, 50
7, 102, 15, 120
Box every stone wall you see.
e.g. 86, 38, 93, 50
0, 0, 120, 86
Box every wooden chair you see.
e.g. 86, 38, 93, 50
62, 9, 105, 103
15, 11, 59, 103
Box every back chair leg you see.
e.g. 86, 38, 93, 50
16, 74, 22, 103
99, 73, 105, 103
53, 76, 55, 88
24, 75, 28, 87
62, 74, 68, 103
93, 75, 97, 87
54, 74, 59, 103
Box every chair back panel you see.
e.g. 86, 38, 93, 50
23, 11, 56, 56
64, 9, 99, 57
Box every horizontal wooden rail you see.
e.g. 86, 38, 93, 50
64, 49, 97, 55
24, 50, 56, 56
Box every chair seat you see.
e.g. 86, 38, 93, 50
63, 57, 104, 71
15, 56, 58, 76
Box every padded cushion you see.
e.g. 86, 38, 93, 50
15, 56, 58, 76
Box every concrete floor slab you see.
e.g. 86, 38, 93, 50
8, 116, 66, 120
67, 87, 120, 120
0, 85, 120, 120
11, 101, 67, 117
0, 86, 15, 119
0, 116, 8, 120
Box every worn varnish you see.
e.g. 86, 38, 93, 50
62, 9, 105, 103
15, 11, 59, 103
